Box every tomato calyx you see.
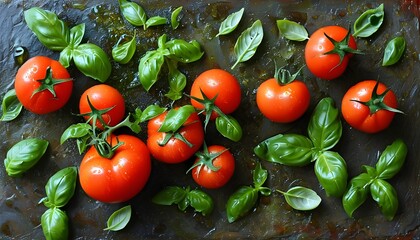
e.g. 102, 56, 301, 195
31, 67, 73, 98
79, 96, 115, 130
187, 143, 226, 174
274, 63, 304, 85
323, 28, 363, 68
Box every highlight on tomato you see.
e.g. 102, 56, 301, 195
14, 56, 73, 114
341, 80, 403, 133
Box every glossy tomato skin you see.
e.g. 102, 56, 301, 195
256, 78, 310, 123
147, 111, 204, 164
79, 134, 151, 203
305, 26, 357, 80
15, 56, 73, 114
341, 80, 398, 133
79, 84, 125, 128
190, 69, 241, 119
191, 145, 235, 189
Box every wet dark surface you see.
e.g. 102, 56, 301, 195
1, 0, 419, 239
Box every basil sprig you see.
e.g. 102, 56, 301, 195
216, 8, 244, 37
342, 139, 407, 220
277, 186, 322, 211
118, 0, 167, 30
1, 89, 23, 122
104, 205, 132, 231
276, 19, 309, 41
382, 36, 406, 66
232, 19, 264, 69
353, 3, 384, 38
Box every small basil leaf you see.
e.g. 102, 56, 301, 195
187, 189, 214, 216
42, 167, 77, 208
139, 105, 167, 122
165, 39, 204, 63
41, 208, 69, 240
363, 165, 378, 179
76, 135, 90, 154
165, 59, 186, 101
59, 47, 73, 68
171, 6, 183, 30
73, 43, 112, 82
276, 19, 309, 41
158, 105, 195, 133
382, 37, 406, 66
4, 138, 49, 177
118, 0, 147, 28
226, 186, 258, 223
152, 186, 187, 205
259, 187, 272, 196
60, 123, 92, 144
254, 133, 314, 167
278, 186, 321, 211
370, 179, 398, 221
69, 23, 85, 47
314, 151, 348, 197
342, 173, 372, 217
216, 8, 244, 37
104, 205, 132, 231
112, 34, 136, 64
178, 195, 190, 212
145, 16, 167, 28
215, 115, 243, 142
138, 49, 168, 91
308, 97, 342, 151
253, 162, 268, 188
1, 89, 23, 122
376, 139, 407, 180
353, 3, 384, 38
232, 19, 264, 69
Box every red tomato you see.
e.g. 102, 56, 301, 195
256, 78, 310, 123
190, 69, 241, 119
79, 134, 151, 203
191, 145, 235, 189
147, 111, 204, 164
79, 84, 125, 129
341, 80, 400, 133
305, 26, 358, 80
14, 56, 73, 114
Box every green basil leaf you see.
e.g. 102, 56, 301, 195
314, 151, 348, 197
376, 139, 407, 180
112, 34, 136, 64
215, 115, 242, 142
342, 173, 372, 217
118, 0, 147, 29
276, 19, 309, 41
24, 7, 70, 51
254, 133, 314, 167
308, 97, 342, 151
59, 47, 73, 68
42, 167, 77, 208
232, 19, 264, 69
159, 105, 195, 133
152, 186, 187, 205
1, 89, 23, 122
138, 49, 169, 91
41, 208, 69, 240
278, 186, 321, 211
73, 43, 112, 82
60, 123, 91, 144
216, 8, 244, 37
178, 195, 190, 212
165, 59, 186, 101
353, 3, 384, 38
165, 39, 204, 63
76, 135, 90, 154
370, 179, 398, 221
139, 105, 167, 122
145, 16, 167, 28
171, 6, 183, 29
226, 186, 258, 223
187, 189, 214, 216
363, 165, 378, 179
4, 138, 49, 177
253, 162, 268, 188
69, 23, 85, 47
104, 205, 132, 231
382, 36, 406, 66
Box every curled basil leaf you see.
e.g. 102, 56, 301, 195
73, 43, 112, 82
342, 173, 372, 217
145, 16, 167, 28
112, 34, 137, 64
41, 207, 69, 240
41, 167, 77, 208
314, 151, 348, 197
232, 19, 263, 69
216, 8, 244, 37
139, 48, 169, 91
165, 39, 204, 63
382, 36, 406, 66
376, 139, 407, 180
171, 6, 183, 30
353, 3, 384, 38
370, 179, 398, 221
215, 115, 243, 142
159, 105, 195, 133
118, 0, 147, 29
1, 89, 23, 122
4, 138, 49, 177
226, 186, 258, 223
276, 19, 309, 41
60, 123, 92, 144
278, 186, 322, 211
104, 205, 132, 231
187, 190, 214, 216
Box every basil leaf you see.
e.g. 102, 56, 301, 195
232, 19, 264, 69
382, 36, 406, 66
166, 60, 187, 101
152, 186, 187, 205
145, 16, 167, 28
276, 19, 309, 41
165, 39, 204, 63
118, 0, 147, 29
254, 133, 314, 167
60, 123, 91, 144
370, 179, 398, 221
342, 173, 372, 217
73, 43, 112, 82
363, 165, 378, 179
216, 8, 244, 37
41, 208, 69, 240
59, 47, 73, 68
41, 167, 77, 208
376, 139, 407, 180
314, 151, 348, 197
187, 189, 214, 216
139, 105, 167, 122
112, 34, 136, 64
226, 186, 258, 223
215, 115, 242, 142
353, 3, 384, 38
253, 162, 268, 188
308, 97, 342, 151
4, 138, 49, 177
278, 186, 321, 211
138, 49, 169, 91
24, 7, 70, 51
104, 205, 132, 231
1, 89, 23, 122
171, 6, 183, 30
69, 23, 85, 47
159, 105, 195, 133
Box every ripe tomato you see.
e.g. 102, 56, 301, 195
191, 145, 235, 189
79, 134, 151, 203
190, 69, 241, 119
14, 56, 73, 114
305, 26, 358, 80
147, 111, 204, 164
79, 84, 125, 129
341, 80, 401, 133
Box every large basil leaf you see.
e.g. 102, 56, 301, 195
278, 186, 322, 211
165, 39, 204, 63
376, 139, 407, 180
370, 179, 398, 221
353, 3, 384, 38
118, 0, 147, 29
112, 34, 136, 64
382, 36, 406, 66
232, 19, 263, 69
216, 8, 244, 37
342, 173, 372, 217
24, 7, 70, 51
165, 59, 186, 101
215, 115, 242, 142
226, 186, 258, 223
158, 105, 195, 133
187, 189, 214, 216
314, 151, 348, 197
308, 97, 342, 151
41, 167, 77, 208
1, 89, 23, 122
104, 205, 132, 231
73, 43, 112, 82
254, 133, 313, 167
276, 19, 309, 41
41, 207, 69, 240
138, 49, 168, 91
4, 138, 49, 177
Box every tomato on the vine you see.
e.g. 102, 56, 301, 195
341, 80, 402, 133
190, 145, 235, 189
79, 84, 125, 129
79, 134, 151, 203
14, 56, 73, 114
305, 26, 360, 80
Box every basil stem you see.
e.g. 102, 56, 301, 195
72, 43, 112, 83
382, 36, 406, 66
376, 139, 407, 180
171, 6, 183, 30
118, 0, 147, 29
40, 167, 78, 208
353, 3, 384, 38
276, 19, 309, 41
104, 205, 132, 231
215, 115, 243, 142
277, 186, 322, 211
216, 8, 244, 37
342, 173, 372, 217
41, 207, 69, 240
232, 19, 264, 69
370, 179, 398, 221
112, 34, 137, 64
314, 151, 348, 197
1, 89, 23, 122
